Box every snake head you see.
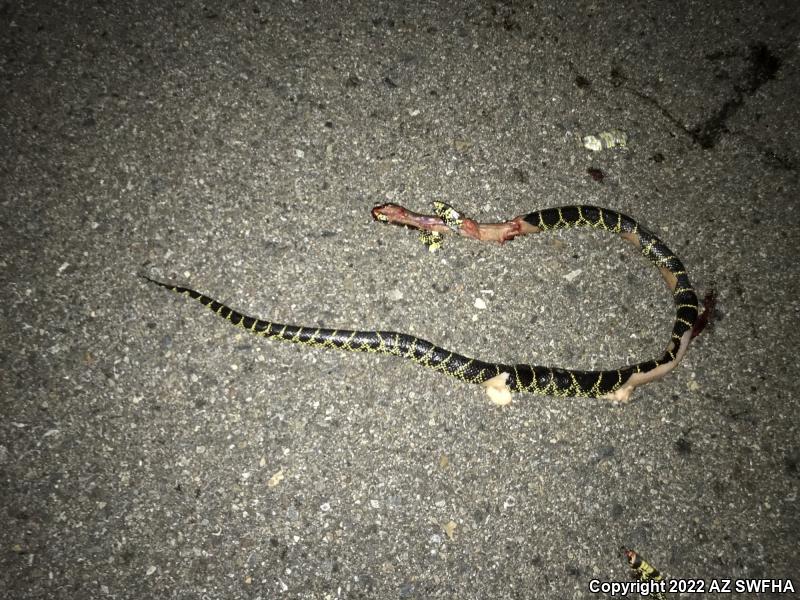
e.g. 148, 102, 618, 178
371, 203, 406, 223
371, 203, 444, 231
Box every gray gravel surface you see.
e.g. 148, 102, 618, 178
2, 1, 799, 598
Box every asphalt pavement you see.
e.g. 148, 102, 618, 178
2, 1, 799, 598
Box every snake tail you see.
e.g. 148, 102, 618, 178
141, 275, 511, 383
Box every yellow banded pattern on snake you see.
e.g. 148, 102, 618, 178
623, 548, 668, 600
144, 203, 703, 403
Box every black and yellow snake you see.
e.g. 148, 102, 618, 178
145, 202, 711, 404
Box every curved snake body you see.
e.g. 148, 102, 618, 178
145, 204, 704, 403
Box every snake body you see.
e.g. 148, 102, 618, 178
146, 203, 703, 403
